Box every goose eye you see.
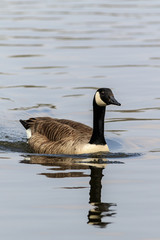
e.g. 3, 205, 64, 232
101, 91, 105, 96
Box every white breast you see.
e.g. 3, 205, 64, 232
76, 143, 109, 154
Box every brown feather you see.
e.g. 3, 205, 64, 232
24, 117, 93, 154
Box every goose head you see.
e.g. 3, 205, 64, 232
94, 88, 121, 107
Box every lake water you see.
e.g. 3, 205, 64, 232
1, 0, 160, 239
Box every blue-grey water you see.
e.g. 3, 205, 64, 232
1, 0, 160, 239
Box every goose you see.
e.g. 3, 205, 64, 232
20, 88, 121, 155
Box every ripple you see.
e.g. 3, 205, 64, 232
106, 117, 160, 123
109, 107, 160, 113
98, 64, 150, 68
21, 154, 123, 169
151, 57, 160, 60
24, 66, 67, 69
0, 72, 15, 75
150, 148, 160, 152
110, 44, 160, 48
63, 94, 84, 98
10, 103, 56, 111
0, 140, 30, 153
58, 46, 93, 49
0, 140, 140, 160
0, 85, 46, 89
97, 64, 160, 68
0, 97, 13, 102
9, 54, 43, 58
0, 43, 43, 47
24, 151, 140, 161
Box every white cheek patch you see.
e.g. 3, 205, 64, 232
95, 92, 106, 106
26, 128, 32, 139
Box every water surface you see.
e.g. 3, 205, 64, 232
1, 0, 160, 239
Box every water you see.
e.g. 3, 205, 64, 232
1, 0, 160, 239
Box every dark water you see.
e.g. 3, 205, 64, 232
1, 0, 160, 239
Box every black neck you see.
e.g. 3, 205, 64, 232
89, 99, 106, 145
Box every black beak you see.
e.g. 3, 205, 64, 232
109, 96, 121, 106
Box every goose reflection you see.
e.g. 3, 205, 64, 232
20, 155, 117, 228
88, 166, 116, 227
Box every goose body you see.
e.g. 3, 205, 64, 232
20, 88, 121, 155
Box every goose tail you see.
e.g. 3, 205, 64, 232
19, 119, 29, 130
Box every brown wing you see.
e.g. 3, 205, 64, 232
55, 118, 92, 134
25, 117, 92, 142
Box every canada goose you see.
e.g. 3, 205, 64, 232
20, 88, 121, 155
